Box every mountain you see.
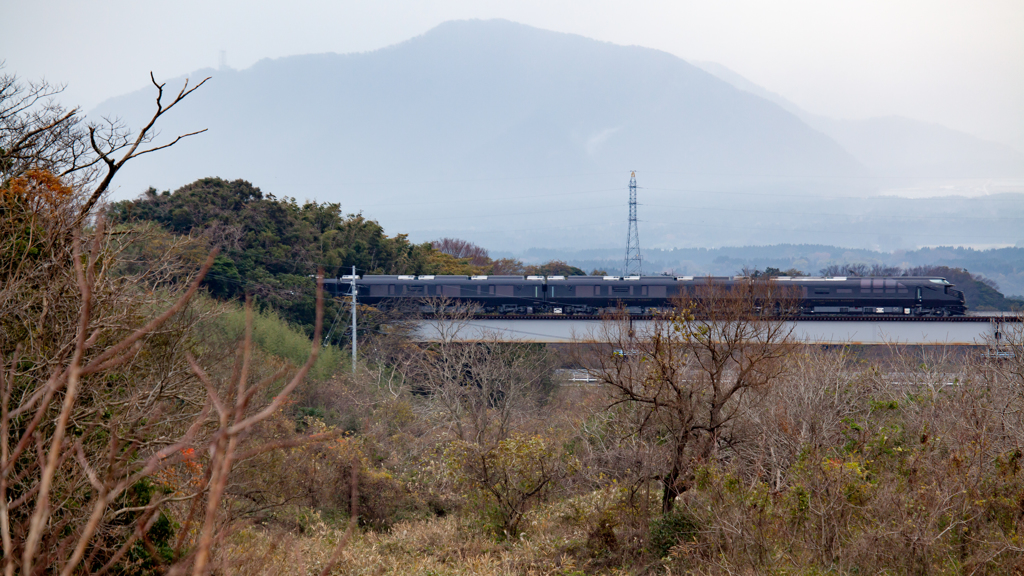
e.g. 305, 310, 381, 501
805, 116, 1024, 178
92, 20, 1022, 252
94, 20, 863, 197
690, 61, 1024, 178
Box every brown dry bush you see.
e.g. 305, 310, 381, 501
1, 70, 360, 576
649, 341, 1024, 575
574, 277, 799, 514
1, 123, 224, 571
226, 412, 423, 532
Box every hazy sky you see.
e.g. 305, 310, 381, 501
4, 0, 1023, 150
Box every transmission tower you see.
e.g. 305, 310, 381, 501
623, 171, 642, 276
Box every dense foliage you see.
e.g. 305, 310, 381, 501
110, 178, 437, 330
111, 178, 595, 331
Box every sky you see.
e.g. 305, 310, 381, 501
3, 0, 1023, 151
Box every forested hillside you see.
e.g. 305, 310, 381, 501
111, 177, 589, 329
112, 178, 435, 330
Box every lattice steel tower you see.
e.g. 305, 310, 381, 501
623, 171, 642, 276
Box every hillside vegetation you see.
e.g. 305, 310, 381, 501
111, 177, 590, 332
6, 68, 1024, 576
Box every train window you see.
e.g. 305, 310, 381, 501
873, 279, 885, 288
370, 285, 387, 296
388, 284, 395, 295
861, 279, 871, 289
442, 285, 459, 297
837, 288, 852, 294
814, 290, 829, 295
404, 285, 424, 295
612, 286, 630, 294
649, 286, 667, 297
576, 285, 594, 297
496, 286, 513, 297
488, 285, 496, 296
641, 286, 648, 296
897, 282, 908, 294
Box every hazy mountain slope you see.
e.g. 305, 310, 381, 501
690, 60, 1024, 178
806, 115, 1024, 177
94, 19, 865, 201
689, 60, 807, 119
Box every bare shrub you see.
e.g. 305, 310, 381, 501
576, 277, 798, 512
0, 70, 359, 575
740, 345, 868, 488
430, 237, 489, 267
444, 434, 576, 538
408, 298, 554, 447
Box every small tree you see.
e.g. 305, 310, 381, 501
579, 277, 798, 512
0, 70, 357, 575
445, 434, 574, 538
410, 298, 552, 447
431, 237, 489, 266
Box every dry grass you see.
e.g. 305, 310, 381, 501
210, 339, 1024, 576
219, 501, 647, 576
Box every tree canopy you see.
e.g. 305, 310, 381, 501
111, 177, 438, 329
111, 179, 598, 329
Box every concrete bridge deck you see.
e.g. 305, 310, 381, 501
411, 316, 1020, 345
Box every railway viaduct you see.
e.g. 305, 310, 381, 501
411, 314, 1020, 345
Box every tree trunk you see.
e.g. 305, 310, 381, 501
661, 473, 681, 513
661, 434, 689, 513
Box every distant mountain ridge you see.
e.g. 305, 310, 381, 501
690, 60, 1024, 178
92, 19, 1023, 252
94, 19, 866, 198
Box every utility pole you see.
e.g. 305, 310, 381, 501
350, 266, 357, 374
623, 171, 642, 276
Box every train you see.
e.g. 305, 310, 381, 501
322, 274, 968, 317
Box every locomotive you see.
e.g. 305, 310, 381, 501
323, 274, 967, 317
